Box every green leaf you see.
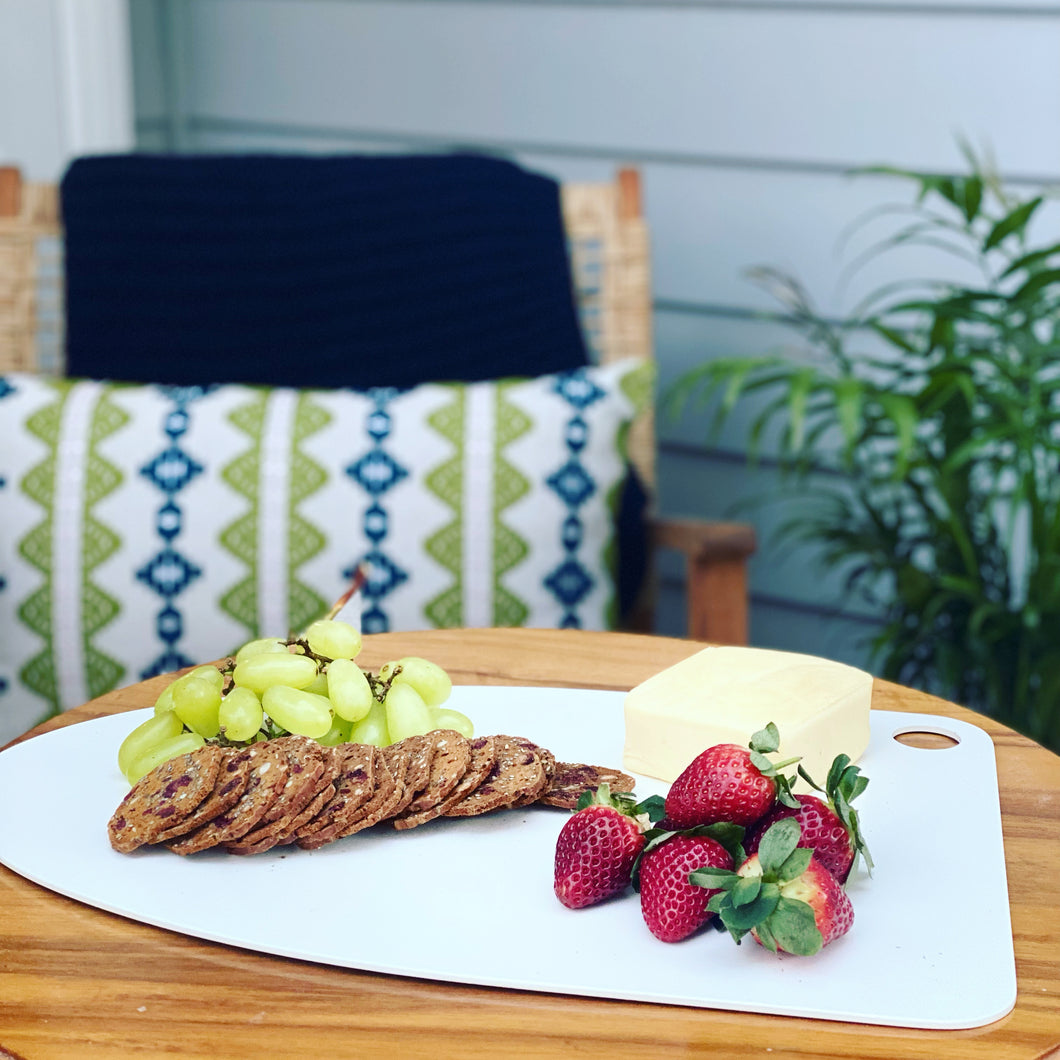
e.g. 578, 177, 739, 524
956, 176, 984, 222
633, 794, 667, 822
833, 376, 864, 452
731, 873, 762, 907
767, 897, 824, 956
785, 368, 817, 453
689, 866, 740, 891
719, 889, 781, 932
757, 818, 801, 875
776, 846, 813, 882
749, 722, 780, 754
754, 920, 779, 953
773, 772, 801, 809
984, 196, 1042, 250
1012, 268, 1060, 303
748, 750, 775, 775
875, 392, 919, 477
825, 754, 852, 794
999, 242, 1060, 279
706, 890, 729, 914
869, 321, 917, 353
694, 821, 747, 864
797, 764, 824, 791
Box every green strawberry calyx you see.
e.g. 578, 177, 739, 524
748, 722, 802, 810
798, 753, 874, 876
630, 820, 746, 892
689, 818, 824, 956
574, 783, 662, 833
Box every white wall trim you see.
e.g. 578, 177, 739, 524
53, 0, 135, 160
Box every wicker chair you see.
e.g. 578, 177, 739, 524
0, 162, 754, 643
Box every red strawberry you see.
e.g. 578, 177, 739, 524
690, 818, 854, 955
553, 785, 650, 909
741, 850, 854, 951
665, 723, 799, 829
745, 755, 872, 883
637, 830, 734, 942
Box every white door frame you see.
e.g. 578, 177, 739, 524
52, 0, 134, 161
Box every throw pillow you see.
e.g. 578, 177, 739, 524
0, 358, 652, 742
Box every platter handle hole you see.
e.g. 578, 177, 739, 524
892, 728, 960, 750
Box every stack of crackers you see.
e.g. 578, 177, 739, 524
107, 730, 635, 856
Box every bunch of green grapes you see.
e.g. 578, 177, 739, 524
116, 619, 472, 784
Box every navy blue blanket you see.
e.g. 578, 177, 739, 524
61, 153, 589, 389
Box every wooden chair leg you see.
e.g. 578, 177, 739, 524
650, 515, 755, 646
686, 553, 749, 645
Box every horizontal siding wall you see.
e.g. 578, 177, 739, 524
129, 0, 1060, 670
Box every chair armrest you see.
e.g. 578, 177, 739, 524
649, 515, 756, 646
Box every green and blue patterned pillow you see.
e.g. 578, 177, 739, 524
0, 359, 652, 742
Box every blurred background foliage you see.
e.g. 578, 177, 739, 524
670, 150, 1060, 752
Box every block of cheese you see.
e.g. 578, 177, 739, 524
623, 646, 872, 786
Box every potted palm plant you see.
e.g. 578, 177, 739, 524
669, 152, 1060, 752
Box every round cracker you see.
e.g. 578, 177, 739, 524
108, 745, 226, 853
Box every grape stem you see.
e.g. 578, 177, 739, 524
324, 564, 369, 622
288, 637, 331, 668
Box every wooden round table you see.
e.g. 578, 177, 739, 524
2, 629, 1059, 1060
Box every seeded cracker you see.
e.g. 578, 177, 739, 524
336, 748, 406, 838
398, 729, 472, 816
225, 737, 329, 855
167, 742, 290, 854
153, 746, 255, 843
108, 745, 226, 853
509, 737, 556, 808
539, 762, 637, 809
380, 740, 411, 809
299, 747, 396, 848
294, 743, 376, 845
383, 734, 433, 817
109, 726, 634, 856
394, 734, 496, 830
443, 734, 548, 818
268, 776, 337, 848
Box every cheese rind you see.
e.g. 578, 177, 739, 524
622, 646, 872, 786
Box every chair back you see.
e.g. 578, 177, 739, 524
561, 168, 654, 496
0, 161, 655, 492
0, 167, 63, 375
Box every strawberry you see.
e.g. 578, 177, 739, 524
664, 723, 799, 829
690, 818, 854, 955
553, 785, 653, 909
636, 828, 735, 942
744, 754, 872, 883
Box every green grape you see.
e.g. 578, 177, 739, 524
125, 731, 206, 785
261, 685, 333, 739
304, 618, 362, 660
316, 713, 353, 746
153, 683, 176, 715
184, 664, 224, 692
117, 709, 184, 777
234, 637, 288, 664
233, 652, 319, 696
303, 670, 329, 697
218, 686, 264, 742
379, 656, 452, 707
384, 681, 433, 742
431, 706, 474, 740
172, 675, 223, 738
348, 698, 390, 747
327, 658, 374, 722
153, 664, 221, 717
